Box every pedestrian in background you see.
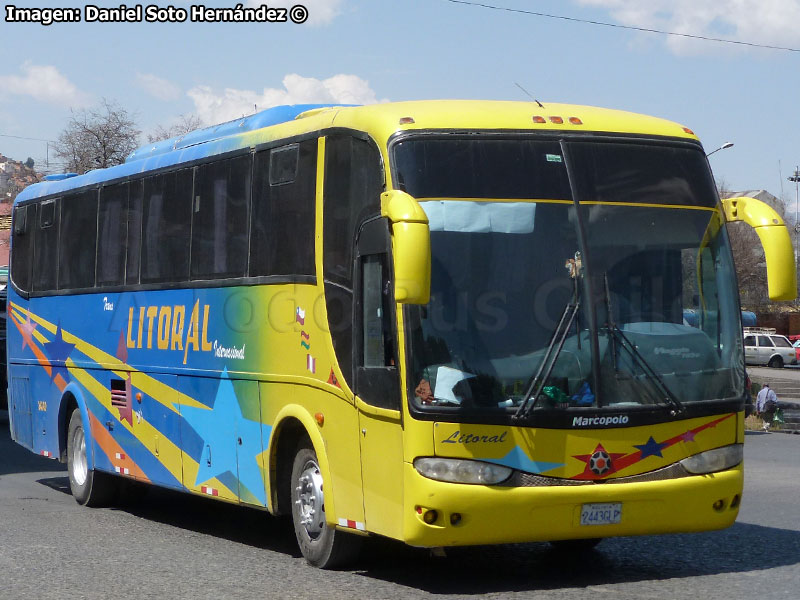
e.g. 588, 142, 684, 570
756, 383, 779, 432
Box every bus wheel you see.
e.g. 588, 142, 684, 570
66, 408, 116, 507
290, 443, 361, 568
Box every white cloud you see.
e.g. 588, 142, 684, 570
136, 72, 182, 101
576, 0, 800, 54
0, 62, 91, 107
245, 0, 343, 26
187, 73, 387, 124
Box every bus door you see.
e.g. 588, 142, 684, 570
354, 218, 404, 538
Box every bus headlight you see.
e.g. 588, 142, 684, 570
414, 457, 512, 485
680, 444, 743, 474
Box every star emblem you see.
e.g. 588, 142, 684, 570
20, 310, 38, 351
573, 443, 626, 479
43, 323, 75, 383
116, 330, 128, 364
634, 436, 668, 459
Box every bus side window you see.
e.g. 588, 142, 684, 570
97, 182, 129, 287
355, 218, 400, 410
126, 180, 143, 286
322, 134, 383, 389
250, 140, 316, 277
11, 203, 36, 293
141, 170, 193, 284
33, 198, 59, 292
58, 189, 98, 290
191, 155, 250, 280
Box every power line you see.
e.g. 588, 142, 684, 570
443, 0, 800, 53
0, 133, 56, 143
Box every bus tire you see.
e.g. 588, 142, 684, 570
290, 443, 361, 568
66, 408, 116, 507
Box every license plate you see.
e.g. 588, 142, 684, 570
580, 502, 622, 526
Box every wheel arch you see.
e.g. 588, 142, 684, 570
58, 382, 95, 469
268, 405, 331, 518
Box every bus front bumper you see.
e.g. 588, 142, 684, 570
402, 462, 743, 547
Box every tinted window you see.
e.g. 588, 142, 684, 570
33, 199, 59, 291
59, 190, 98, 290
568, 142, 718, 208
744, 335, 755, 346
323, 135, 383, 288
141, 170, 192, 283
250, 139, 317, 277
11, 203, 37, 292
191, 155, 251, 280
322, 135, 383, 386
393, 137, 571, 200
759, 336, 775, 347
126, 180, 143, 285
269, 144, 298, 185
97, 183, 128, 287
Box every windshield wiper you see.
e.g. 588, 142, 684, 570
513, 299, 580, 421
603, 274, 684, 416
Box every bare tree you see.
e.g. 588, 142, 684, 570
146, 113, 204, 144
53, 99, 140, 174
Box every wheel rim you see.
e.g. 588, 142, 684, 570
295, 458, 325, 539
71, 425, 88, 486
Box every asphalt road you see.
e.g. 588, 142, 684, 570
2, 412, 800, 600
751, 365, 800, 382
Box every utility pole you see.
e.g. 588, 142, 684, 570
790, 167, 800, 304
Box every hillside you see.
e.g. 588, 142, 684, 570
0, 153, 44, 265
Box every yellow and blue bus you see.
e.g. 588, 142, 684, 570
7, 100, 795, 567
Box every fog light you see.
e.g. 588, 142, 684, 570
712, 499, 725, 512
450, 513, 462, 526
423, 509, 438, 524
730, 494, 741, 509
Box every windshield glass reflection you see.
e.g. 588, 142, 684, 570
394, 137, 744, 414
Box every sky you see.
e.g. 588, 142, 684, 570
1, 0, 800, 212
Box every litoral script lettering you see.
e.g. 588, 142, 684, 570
442, 431, 508, 444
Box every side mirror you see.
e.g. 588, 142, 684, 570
381, 190, 431, 304
722, 196, 797, 301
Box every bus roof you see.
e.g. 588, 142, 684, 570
15, 100, 700, 204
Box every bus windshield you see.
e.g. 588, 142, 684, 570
394, 136, 744, 415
